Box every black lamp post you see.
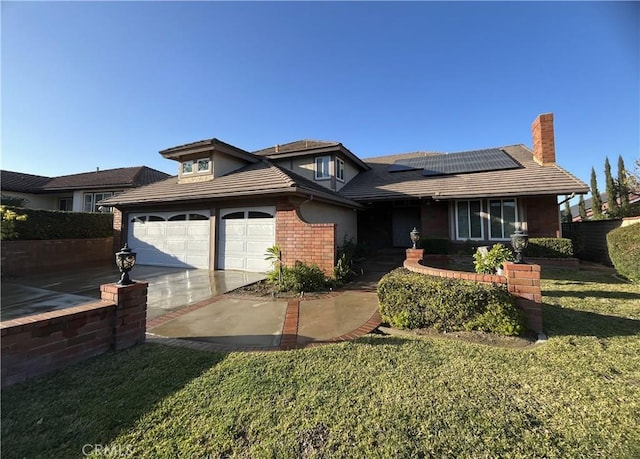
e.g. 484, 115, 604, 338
410, 227, 420, 249
510, 229, 529, 264
115, 243, 137, 285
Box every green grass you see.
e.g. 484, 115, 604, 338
2, 269, 639, 458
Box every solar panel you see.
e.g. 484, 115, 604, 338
387, 148, 520, 176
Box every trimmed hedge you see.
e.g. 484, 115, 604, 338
525, 238, 573, 258
419, 238, 451, 254
1, 206, 113, 240
377, 268, 526, 336
607, 224, 640, 283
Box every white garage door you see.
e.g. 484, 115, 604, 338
128, 211, 210, 269
218, 207, 275, 272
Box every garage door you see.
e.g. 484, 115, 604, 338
128, 211, 210, 268
218, 207, 275, 272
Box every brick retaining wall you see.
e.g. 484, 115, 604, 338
404, 249, 543, 334
1, 282, 147, 387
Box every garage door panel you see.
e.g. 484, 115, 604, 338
128, 211, 210, 269
218, 207, 275, 272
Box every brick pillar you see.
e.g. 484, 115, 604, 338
100, 282, 148, 351
112, 208, 123, 253
503, 262, 543, 334
406, 248, 424, 263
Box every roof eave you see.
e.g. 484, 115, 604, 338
160, 138, 258, 163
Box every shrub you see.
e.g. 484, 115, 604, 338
377, 268, 526, 335
525, 238, 574, 258
0, 206, 28, 240
333, 252, 355, 285
419, 238, 451, 254
607, 224, 640, 283
0, 206, 113, 240
473, 243, 514, 274
268, 261, 328, 293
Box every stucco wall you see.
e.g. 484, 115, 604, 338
2, 192, 57, 210
299, 200, 358, 245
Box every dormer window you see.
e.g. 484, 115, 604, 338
315, 156, 331, 180
182, 160, 194, 174
197, 159, 211, 172
336, 158, 345, 182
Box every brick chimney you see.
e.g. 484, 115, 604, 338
531, 113, 556, 166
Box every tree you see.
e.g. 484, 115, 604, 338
562, 197, 573, 223
604, 157, 620, 218
617, 155, 630, 217
578, 195, 587, 220
590, 167, 603, 219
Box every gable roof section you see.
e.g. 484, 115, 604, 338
100, 160, 362, 209
339, 144, 589, 201
1, 170, 52, 193
253, 139, 371, 171
159, 138, 259, 163
42, 166, 170, 191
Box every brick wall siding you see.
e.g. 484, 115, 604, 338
276, 205, 336, 276
532, 113, 556, 166
112, 208, 123, 252
404, 249, 543, 333
525, 196, 560, 238
1, 238, 114, 277
421, 200, 449, 239
1, 282, 147, 387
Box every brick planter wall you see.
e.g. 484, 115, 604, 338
404, 249, 543, 334
276, 206, 336, 276
1, 237, 114, 277
1, 282, 147, 387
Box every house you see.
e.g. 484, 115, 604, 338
570, 191, 640, 222
0, 166, 170, 213
101, 113, 589, 273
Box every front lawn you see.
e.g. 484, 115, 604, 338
2, 269, 639, 458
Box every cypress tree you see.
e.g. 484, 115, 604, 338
605, 157, 619, 217
578, 195, 587, 220
590, 167, 603, 219
562, 197, 573, 223
617, 155, 630, 216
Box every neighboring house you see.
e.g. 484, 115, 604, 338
0, 167, 170, 213
101, 113, 589, 274
570, 191, 640, 222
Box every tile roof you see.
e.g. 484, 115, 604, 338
100, 160, 362, 208
338, 145, 589, 201
41, 166, 170, 191
253, 140, 340, 156
1, 171, 52, 193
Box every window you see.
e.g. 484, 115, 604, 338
248, 211, 273, 219
222, 211, 244, 220
336, 158, 345, 182
315, 156, 331, 180
197, 159, 211, 172
58, 198, 73, 211
182, 160, 193, 174
489, 199, 517, 239
455, 200, 483, 240
168, 214, 187, 221
83, 192, 115, 213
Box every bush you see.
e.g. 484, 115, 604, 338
525, 238, 574, 258
377, 268, 526, 335
607, 225, 640, 283
473, 243, 514, 274
419, 238, 451, 254
0, 206, 113, 240
268, 261, 328, 293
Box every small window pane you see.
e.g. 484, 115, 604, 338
189, 213, 208, 220
337, 159, 345, 181
503, 200, 516, 237
490, 200, 503, 238
182, 161, 193, 174
470, 201, 482, 238
131, 217, 146, 223
315, 156, 330, 179
457, 201, 469, 239
197, 159, 210, 172
148, 215, 165, 222
222, 211, 244, 220
168, 214, 187, 221
248, 211, 273, 219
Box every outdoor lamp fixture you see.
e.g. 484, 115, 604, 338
510, 229, 529, 264
410, 227, 421, 249
115, 243, 137, 286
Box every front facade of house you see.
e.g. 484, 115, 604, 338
102, 113, 589, 274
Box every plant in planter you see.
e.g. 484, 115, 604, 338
473, 243, 515, 275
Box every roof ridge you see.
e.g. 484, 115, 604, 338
265, 161, 297, 187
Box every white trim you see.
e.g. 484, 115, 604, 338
314, 155, 331, 180
336, 157, 345, 182
488, 198, 518, 240
454, 199, 484, 240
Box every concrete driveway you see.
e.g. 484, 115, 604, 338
1, 264, 265, 321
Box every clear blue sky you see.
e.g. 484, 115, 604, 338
2, 1, 638, 204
